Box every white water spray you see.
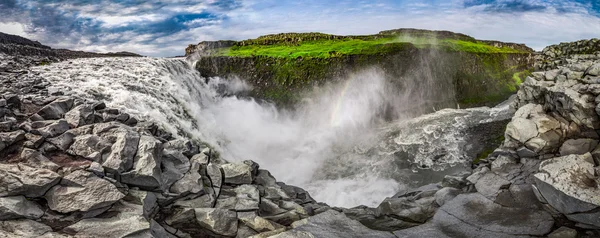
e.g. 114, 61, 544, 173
31, 57, 512, 207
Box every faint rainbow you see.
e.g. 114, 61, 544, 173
330, 78, 354, 127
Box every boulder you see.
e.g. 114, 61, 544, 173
96, 124, 140, 173
64, 104, 96, 127
163, 139, 199, 157
238, 211, 285, 233
271, 210, 395, 238
121, 135, 163, 189
67, 134, 111, 162
19, 148, 60, 171
505, 118, 538, 144
32, 119, 70, 138
0, 130, 25, 151
45, 170, 125, 213
166, 208, 238, 237
36, 97, 74, 120
161, 150, 190, 191
222, 162, 254, 185
559, 138, 598, 156
377, 192, 438, 223
0, 196, 44, 220
0, 163, 60, 197
63, 200, 152, 237
534, 153, 600, 227
170, 153, 203, 194
586, 63, 600, 76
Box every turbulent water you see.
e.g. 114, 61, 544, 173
30, 57, 513, 207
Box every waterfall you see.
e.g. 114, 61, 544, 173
31, 57, 514, 207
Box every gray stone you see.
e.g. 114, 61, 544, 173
466, 166, 490, 184
122, 135, 163, 189
66, 134, 111, 162
170, 159, 202, 194
545, 69, 560, 81
491, 155, 517, 171
173, 194, 215, 208
559, 138, 598, 156
222, 162, 254, 184
392, 223, 451, 238
548, 226, 577, 238
516, 146, 537, 158
24, 132, 44, 148
64, 105, 95, 128
505, 118, 538, 143
434, 187, 461, 206
238, 211, 285, 233
377, 192, 438, 223
64, 200, 151, 238
96, 123, 141, 173
161, 150, 190, 191
255, 169, 277, 187
0, 163, 60, 197
441, 172, 469, 189
163, 139, 199, 157
434, 193, 554, 236
271, 210, 395, 238
586, 63, 600, 76
0, 219, 54, 237
0, 130, 25, 151
32, 119, 71, 138
36, 97, 74, 120
166, 208, 238, 237
474, 172, 511, 199
534, 153, 600, 211
45, 170, 125, 213
0, 196, 44, 220
19, 148, 60, 171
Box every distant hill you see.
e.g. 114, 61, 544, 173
0, 31, 143, 58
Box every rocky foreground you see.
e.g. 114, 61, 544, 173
1, 34, 600, 237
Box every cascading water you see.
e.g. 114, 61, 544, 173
30, 56, 514, 207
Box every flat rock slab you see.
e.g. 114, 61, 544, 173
45, 170, 125, 213
0, 163, 60, 198
395, 193, 554, 237
271, 210, 395, 238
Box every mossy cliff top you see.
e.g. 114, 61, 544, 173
186, 28, 533, 58
188, 29, 534, 108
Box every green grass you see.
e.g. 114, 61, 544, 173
216, 36, 526, 58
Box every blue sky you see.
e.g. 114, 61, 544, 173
0, 0, 599, 56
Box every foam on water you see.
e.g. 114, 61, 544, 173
31, 57, 512, 207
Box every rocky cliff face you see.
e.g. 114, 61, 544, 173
190, 29, 534, 108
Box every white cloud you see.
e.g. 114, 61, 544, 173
0, 22, 30, 38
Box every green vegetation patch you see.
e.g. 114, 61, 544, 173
216, 35, 527, 59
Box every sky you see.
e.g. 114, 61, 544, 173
0, 0, 599, 57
